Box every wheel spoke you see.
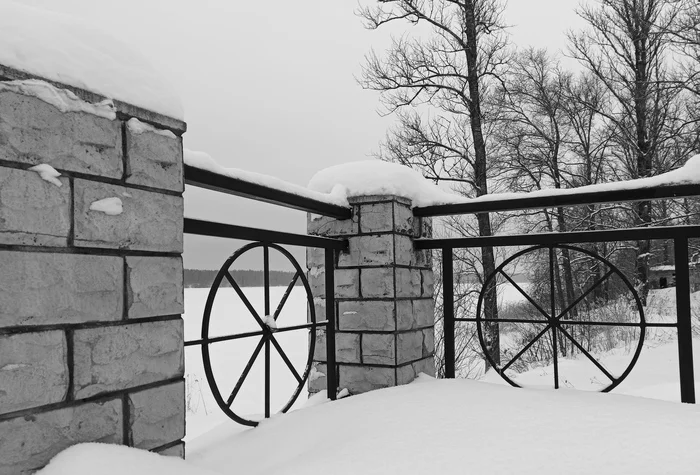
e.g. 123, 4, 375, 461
555, 269, 615, 321
499, 270, 550, 320
264, 338, 271, 418
273, 272, 300, 320
501, 324, 552, 372
552, 327, 559, 389
558, 326, 616, 382
226, 337, 266, 407
263, 245, 270, 317
269, 334, 303, 384
225, 272, 267, 329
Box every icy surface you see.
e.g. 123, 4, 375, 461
28, 164, 62, 187
262, 314, 278, 330
127, 118, 176, 138
89, 197, 123, 216
0, 80, 116, 119
41, 376, 700, 474
184, 149, 349, 207
0, 1, 182, 119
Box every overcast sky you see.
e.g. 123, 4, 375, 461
24, 0, 584, 270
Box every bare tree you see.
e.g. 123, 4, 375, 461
357, 0, 511, 366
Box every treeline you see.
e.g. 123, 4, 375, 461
185, 269, 302, 288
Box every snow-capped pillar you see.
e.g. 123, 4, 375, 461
307, 195, 435, 396
0, 68, 186, 472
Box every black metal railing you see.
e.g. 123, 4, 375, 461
415, 184, 700, 404
183, 165, 346, 426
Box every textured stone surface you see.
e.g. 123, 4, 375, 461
127, 256, 184, 319
338, 300, 395, 331
306, 247, 325, 269
361, 268, 394, 298
126, 126, 183, 192
0, 167, 70, 246
307, 298, 326, 324
394, 201, 413, 235
0, 251, 123, 327
394, 235, 414, 266
308, 363, 327, 394
397, 299, 436, 330
339, 365, 395, 394
338, 234, 394, 267
129, 381, 185, 450
0, 399, 122, 475
423, 328, 435, 357
0, 89, 123, 178
422, 269, 435, 297
362, 333, 395, 365
336, 333, 361, 364
74, 179, 183, 252
313, 329, 327, 362
308, 268, 359, 298
155, 442, 185, 458
397, 331, 424, 364
397, 357, 436, 385
0, 331, 67, 413
307, 213, 357, 236
359, 202, 393, 233
396, 268, 422, 298
73, 319, 184, 399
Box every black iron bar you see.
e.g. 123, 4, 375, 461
273, 272, 300, 320
185, 218, 348, 250
226, 338, 266, 406
461, 317, 665, 328
263, 245, 270, 318
555, 269, 615, 321
413, 183, 700, 217
558, 326, 616, 382
501, 324, 552, 372
550, 247, 560, 389
499, 270, 551, 321
269, 335, 303, 384
264, 338, 271, 418
443, 248, 455, 379
457, 317, 551, 325
674, 237, 696, 404
185, 164, 352, 219
325, 249, 338, 400
416, 225, 700, 249
273, 322, 326, 333
225, 272, 267, 330
185, 329, 264, 347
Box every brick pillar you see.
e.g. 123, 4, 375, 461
307, 195, 435, 395
0, 69, 185, 473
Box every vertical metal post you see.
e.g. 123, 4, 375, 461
263, 244, 271, 417
443, 248, 455, 379
325, 248, 337, 400
674, 236, 696, 403
550, 246, 559, 389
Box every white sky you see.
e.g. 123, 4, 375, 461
21, 0, 584, 270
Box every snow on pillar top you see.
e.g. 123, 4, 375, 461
0, 1, 184, 131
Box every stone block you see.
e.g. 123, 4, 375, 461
0, 88, 123, 178
0, 331, 67, 413
307, 213, 357, 237
394, 201, 413, 235
127, 256, 184, 319
312, 329, 326, 362
307, 297, 327, 324
397, 357, 436, 385
338, 234, 394, 267
360, 268, 394, 298
359, 202, 393, 233
0, 252, 123, 327
125, 123, 183, 192
412, 215, 432, 238
414, 248, 433, 268
339, 365, 395, 394
338, 300, 395, 331
0, 399, 122, 475
306, 247, 325, 269
396, 300, 416, 331
128, 381, 185, 450
336, 333, 361, 364
423, 328, 435, 357
308, 268, 359, 299
0, 167, 70, 246
397, 331, 424, 364
422, 269, 435, 297
395, 268, 422, 298
414, 356, 436, 377
155, 442, 185, 458
308, 267, 324, 296
308, 363, 327, 394
73, 318, 184, 399
394, 234, 414, 266
73, 179, 183, 252
397, 299, 435, 331
362, 333, 395, 365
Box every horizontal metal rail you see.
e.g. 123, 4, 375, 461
414, 183, 700, 217
416, 224, 700, 249
185, 165, 352, 219
184, 218, 348, 250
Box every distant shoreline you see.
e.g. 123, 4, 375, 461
185, 269, 301, 288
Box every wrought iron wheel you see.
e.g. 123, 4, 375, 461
476, 244, 646, 392
201, 242, 316, 426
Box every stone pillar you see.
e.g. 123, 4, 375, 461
0, 68, 186, 473
307, 195, 435, 395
